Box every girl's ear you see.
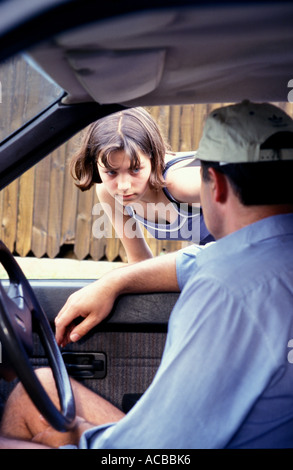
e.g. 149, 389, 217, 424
208, 167, 229, 204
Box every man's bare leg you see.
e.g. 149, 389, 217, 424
0, 367, 125, 448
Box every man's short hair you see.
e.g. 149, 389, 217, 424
201, 160, 293, 205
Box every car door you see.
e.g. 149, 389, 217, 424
32, 280, 178, 413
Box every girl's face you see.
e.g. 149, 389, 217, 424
98, 150, 152, 204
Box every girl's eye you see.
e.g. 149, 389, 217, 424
107, 170, 117, 176
131, 167, 140, 174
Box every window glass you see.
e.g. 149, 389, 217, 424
0, 54, 64, 142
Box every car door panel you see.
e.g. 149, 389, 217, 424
0, 279, 179, 415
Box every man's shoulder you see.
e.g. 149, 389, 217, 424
194, 234, 293, 298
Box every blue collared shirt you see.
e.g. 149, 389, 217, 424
78, 213, 293, 448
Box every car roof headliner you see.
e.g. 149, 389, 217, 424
0, 1, 292, 191
24, 1, 293, 106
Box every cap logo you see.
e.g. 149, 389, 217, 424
268, 114, 287, 128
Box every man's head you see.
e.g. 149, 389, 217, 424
196, 100, 293, 238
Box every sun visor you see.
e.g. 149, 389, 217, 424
66, 49, 166, 104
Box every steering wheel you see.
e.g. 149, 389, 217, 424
0, 240, 75, 431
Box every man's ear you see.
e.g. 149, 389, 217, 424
207, 167, 229, 203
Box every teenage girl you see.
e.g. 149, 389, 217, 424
70, 107, 213, 263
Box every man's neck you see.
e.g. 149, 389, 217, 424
220, 202, 293, 240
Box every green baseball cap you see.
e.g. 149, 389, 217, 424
196, 100, 293, 164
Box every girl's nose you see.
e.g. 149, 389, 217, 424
117, 176, 131, 191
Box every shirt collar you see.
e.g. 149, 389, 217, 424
197, 213, 293, 266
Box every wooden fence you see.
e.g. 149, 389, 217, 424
1, 99, 292, 262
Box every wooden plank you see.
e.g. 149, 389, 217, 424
31, 156, 51, 257
168, 105, 182, 151
179, 105, 194, 151
1, 180, 19, 252
61, 138, 80, 247
47, 147, 66, 258
193, 104, 207, 149
74, 187, 95, 260
16, 167, 35, 256
90, 189, 108, 261
105, 225, 121, 261
118, 241, 127, 263
90, 238, 108, 261
149, 105, 171, 148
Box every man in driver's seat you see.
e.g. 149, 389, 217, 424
1, 100, 293, 449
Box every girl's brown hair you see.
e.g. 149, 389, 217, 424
70, 107, 168, 191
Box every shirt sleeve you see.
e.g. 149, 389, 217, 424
175, 244, 205, 290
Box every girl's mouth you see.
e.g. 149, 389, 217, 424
121, 193, 135, 199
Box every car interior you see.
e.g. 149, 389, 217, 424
0, 0, 292, 443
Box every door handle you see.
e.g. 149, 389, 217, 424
62, 352, 106, 379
